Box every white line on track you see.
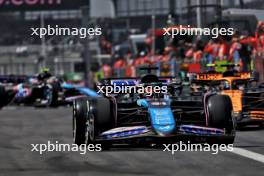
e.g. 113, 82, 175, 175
2, 106, 17, 110
230, 147, 264, 164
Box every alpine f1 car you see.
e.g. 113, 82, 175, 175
192, 71, 264, 127
73, 68, 235, 148
0, 75, 28, 108
0, 74, 99, 108
0, 75, 61, 107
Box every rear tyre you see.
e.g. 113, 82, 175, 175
207, 95, 235, 144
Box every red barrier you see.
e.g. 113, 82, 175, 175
188, 63, 201, 73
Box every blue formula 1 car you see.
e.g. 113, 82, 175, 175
0, 75, 29, 108
0, 74, 99, 108
72, 70, 236, 148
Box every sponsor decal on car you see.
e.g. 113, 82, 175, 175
100, 126, 149, 139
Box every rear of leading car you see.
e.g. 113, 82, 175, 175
238, 90, 264, 127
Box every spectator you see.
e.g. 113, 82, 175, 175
239, 36, 252, 71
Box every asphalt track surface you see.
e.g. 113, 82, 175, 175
0, 106, 263, 176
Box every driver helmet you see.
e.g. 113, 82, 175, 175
41, 67, 50, 74
224, 81, 230, 90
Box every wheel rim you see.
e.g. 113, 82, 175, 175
86, 114, 95, 144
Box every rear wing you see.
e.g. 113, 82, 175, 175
234, 72, 251, 79
196, 73, 223, 81
195, 72, 251, 81
101, 76, 175, 86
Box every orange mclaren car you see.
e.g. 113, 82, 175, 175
195, 72, 264, 127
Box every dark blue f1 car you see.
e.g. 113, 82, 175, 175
73, 69, 236, 148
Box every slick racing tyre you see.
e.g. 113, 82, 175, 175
207, 95, 233, 130
207, 95, 235, 144
73, 97, 113, 149
88, 97, 114, 131
37, 82, 60, 107
49, 82, 60, 107
73, 98, 89, 146
0, 86, 6, 108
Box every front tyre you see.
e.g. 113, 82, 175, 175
73, 98, 89, 146
73, 97, 113, 150
207, 95, 235, 144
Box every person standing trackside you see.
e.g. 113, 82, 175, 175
239, 35, 252, 72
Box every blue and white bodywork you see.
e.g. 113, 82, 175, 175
137, 99, 175, 135
86, 75, 234, 143
100, 98, 225, 140
62, 83, 99, 102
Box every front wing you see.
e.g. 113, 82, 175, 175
96, 125, 233, 142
